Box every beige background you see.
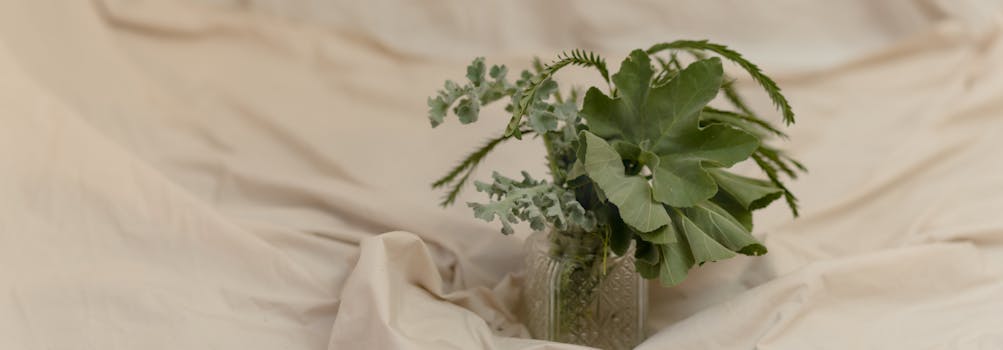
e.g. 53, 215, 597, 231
2, 0, 1003, 349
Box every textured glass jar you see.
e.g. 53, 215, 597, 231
522, 230, 647, 350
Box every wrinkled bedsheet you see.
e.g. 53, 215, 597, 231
3, 1, 1003, 349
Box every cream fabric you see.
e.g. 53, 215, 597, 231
2, 0, 1003, 349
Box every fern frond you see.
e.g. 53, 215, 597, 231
652, 56, 677, 87
721, 79, 757, 117
756, 146, 803, 179
647, 40, 795, 125
504, 50, 611, 138
556, 49, 611, 84
704, 106, 788, 139
784, 153, 808, 172
432, 135, 504, 189
438, 167, 475, 207
751, 153, 799, 217
433, 129, 533, 206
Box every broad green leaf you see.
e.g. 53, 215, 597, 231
652, 124, 759, 167
612, 50, 654, 128
686, 201, 767, 256
638, 149, 659, 168
677, 213, 736, 264
711, 192, 753, 231
581, 131, 670, 232
647, 60, 723, 142
580, 87, 625, 139
650, 157, 717, 208
580, 52, 760, 207
636, 223, 677, 244
658, 236, 695, 287
566, 159, 586, 180
612, 140, 642, 161
649, 121, 760, 206
709, 169, 783, 211
637, 258, 660, 279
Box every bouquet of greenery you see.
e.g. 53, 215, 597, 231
427, 40, 802, 287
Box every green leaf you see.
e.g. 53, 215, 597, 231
427, 96, 449, 127
528, 109, 558, 132
566, 159, 586, 180
751, 153, 801, 217
636, 222, 678, 244
650, 158, 718, 208
757, 145, 803, 178
685, 201, 767, 256
580, 87, 625, 140
646, 59, 723, 142
677, 213, 736, 264
470, 203, 515, 235
454, 97, 480, 124
505, 50, 612, 139
638, 149, 660, 168
612, 51, 654, 123
711, 192, 753, 231
466, 57, 486, 86
637, 258, 661, 279
428, 57, 517, 128
580, 53, 760, 207
612, 140, 642, 162
489, 64, 506, 80
709, 169, 783, 211
580, 131, 670, 232
432, 133, 514, 206
467, 172, 595, 235
658, 239, 695, 287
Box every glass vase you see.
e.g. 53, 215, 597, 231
522, 230, 647, 350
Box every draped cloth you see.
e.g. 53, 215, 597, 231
2, 1, 1003, 348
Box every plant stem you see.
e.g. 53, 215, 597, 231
542, 132, 564, 184
548, 229, 606, 337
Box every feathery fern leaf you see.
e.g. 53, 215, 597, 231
752, 153, 799, 217
721, 79, 757, 117
505, 50, 611, 138
756, 146, 801, 179
433, 129, 533, 206
558, 49, 611, 84
652, 55, 680, 87
703, 106, 788, 139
